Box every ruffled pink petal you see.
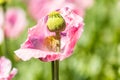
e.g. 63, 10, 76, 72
21, 19, 54, 50
0, 57, 11, 79
60, 25, 83, 60
7, 68, 17, 80
60, 7, 83, 30
0, 57, 17, 80
15, 49, 60, 62
4, 8, 27, 39
60, 7, 84, 49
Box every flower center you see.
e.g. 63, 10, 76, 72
44, 36, 60, 52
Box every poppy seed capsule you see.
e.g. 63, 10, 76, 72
46, 11, 66, 32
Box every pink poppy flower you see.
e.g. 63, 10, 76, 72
0, 56, 17, 80
27, 0, 85, 21
4, 8, 27, 39
15, 7, 84, 62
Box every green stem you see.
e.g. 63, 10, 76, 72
2, 1, 8, 57
52, 60, 59, 80
2, 1, 6, 12
1, 1, 15, 64
51, 32, 60, 80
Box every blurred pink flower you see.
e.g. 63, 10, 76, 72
27, 0, 91, 20
0, 56, 17, 80
4, 8, 27, 39
66, 0, 94, 9
66, 0, 94, 17
27, 0, 64, 20
15, 7, 84, 62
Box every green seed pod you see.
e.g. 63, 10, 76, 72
46, 11, 66, 32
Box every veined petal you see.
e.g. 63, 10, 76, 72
0, 57, 11, 79
15, 49, 60, 62
7, 68, 17, 80
0, 56, 17, 80
60, 7, 84, 50
60, 25, 83, 60
21, 19, 54, 50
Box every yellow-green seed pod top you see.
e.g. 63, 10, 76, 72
0, 0, 11, 5
0, 0, 5, 4
46, 11, 66, 32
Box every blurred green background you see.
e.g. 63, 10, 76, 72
0, 0, 120, 80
